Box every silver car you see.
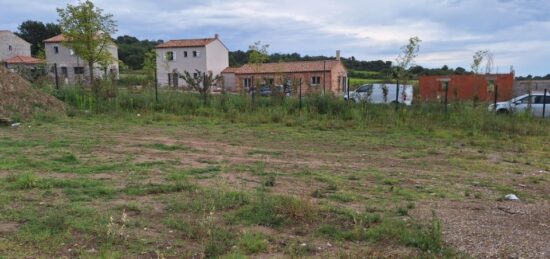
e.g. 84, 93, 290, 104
489, 92, 550, 118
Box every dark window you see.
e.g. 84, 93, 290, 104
74, 67, 85, 75
184, 51, 188, 58
166, 51, 174, 61
266, 78, 274, 85
311, 76, 321, 85
54, 46, 59, 54
193, 73, 198, 79
356, 85, 372, 93
61, 67, 68, 77
193, 51, 198, 57
534, 96, 550, 104
8, 45, 12, 52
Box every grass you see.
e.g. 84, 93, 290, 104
0, 84, 547, 257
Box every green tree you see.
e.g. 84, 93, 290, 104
16, 20, 61, 56
180, 70, 221, 104
57, 0, 117, 84
247, 41, 270, 94
394, 36, 422, 86
142, 50, 157, 87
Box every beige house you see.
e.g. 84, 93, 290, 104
44, 34, 119, 84
222, 54, 348, 95
155, 34, 229, 87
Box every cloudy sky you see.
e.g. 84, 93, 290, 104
1, 0, 549, 75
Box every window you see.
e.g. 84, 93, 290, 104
54, 46, 59, 54
311, 76, 321, 85
8, 45, 12, 52
534, 96, 550, 104
184, 51, 188, 58
193, 73, 199, 79
356, 85, 372, 93
244, 78, 252, 88
74, 67, 85, 75
166, 51, 175, 61
193, 50, 198, 57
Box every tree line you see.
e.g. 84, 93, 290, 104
13, 19, 549, 80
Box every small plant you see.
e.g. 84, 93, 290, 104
263, 174, 276, 187
107, 209, 129, 242
238, 232, 268, 254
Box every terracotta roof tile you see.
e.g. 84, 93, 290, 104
5, 56, 44, 65
221, 67, 241, 73
43, 34, 65, 43
156, 38, 216, 49
224, 60, 342, 74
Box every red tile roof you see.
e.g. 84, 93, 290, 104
155, 38, 216, 49
43, 34, 66, 43
5, 56, 44, 65
224, 60, 342, 74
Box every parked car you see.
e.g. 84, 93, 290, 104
344, 84, 413, 106
257, 85, 291, 97
259, 86, 272, 96
489, 92, 550, 118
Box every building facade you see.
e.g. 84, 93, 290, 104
155, 34, 229, 87
514, 80, 550, 96
43, 34, 119, 84
0, 30, 31, 61
419, 74, 514, 102
221, 58, 348, 95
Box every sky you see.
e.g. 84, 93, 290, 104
1, 0, 549, 76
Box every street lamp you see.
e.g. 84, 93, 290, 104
437, 78, 451, 112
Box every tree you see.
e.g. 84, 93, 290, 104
395, 37, 422, 85
247, 41, 270, 94
180, 70, 221, 104
57, 0, 117, 84
142, 50, 157, 87
16, 20, 61, 56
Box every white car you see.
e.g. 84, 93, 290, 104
344, 84, 413, 106
489, 92, 550, 118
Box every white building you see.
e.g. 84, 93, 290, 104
155, 34, 229, 87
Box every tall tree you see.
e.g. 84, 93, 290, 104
394, 36, 422, 85
16, 20, 61, 56
248, 41, 270, 93
57, 0, 117, 83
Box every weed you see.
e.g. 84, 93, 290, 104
238, 232, 268, 254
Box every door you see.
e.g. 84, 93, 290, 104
513, 95, 534, 114
533, 95, 550, 117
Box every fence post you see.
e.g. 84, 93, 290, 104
494, 82, 498, 111
154, 69, 158, 103
543, 89, 547, 118
395, 80, 400, 111
54, 63, 59, 89
346, 77, 350, 101
444, 82, 449, 113
299, 78, 302, 110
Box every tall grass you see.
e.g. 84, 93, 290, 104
52, 85, 548, 136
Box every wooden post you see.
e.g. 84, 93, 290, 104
323, 61, 326, 95
395, 80, 400, 111
154, 68, 158, 103
494, 82, 498, 111
299, 78, 302, 110
54, 63, 59, 89
347, 77, 350, 101
444, 82, 449, 113
543, 89, 547, 118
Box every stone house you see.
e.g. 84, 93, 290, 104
221, 54, 348, 95
0, 30, 31, 61
43, 34, 119, 84
155, 34, 229, 87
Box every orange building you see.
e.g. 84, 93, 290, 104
419, 73, 514, 102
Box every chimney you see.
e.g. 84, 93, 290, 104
336, 50, 341, 61
215, 33, 219, 39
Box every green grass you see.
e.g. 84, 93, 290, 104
0, 83, 547, 257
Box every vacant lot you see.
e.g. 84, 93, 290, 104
0, 108, 549, 258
